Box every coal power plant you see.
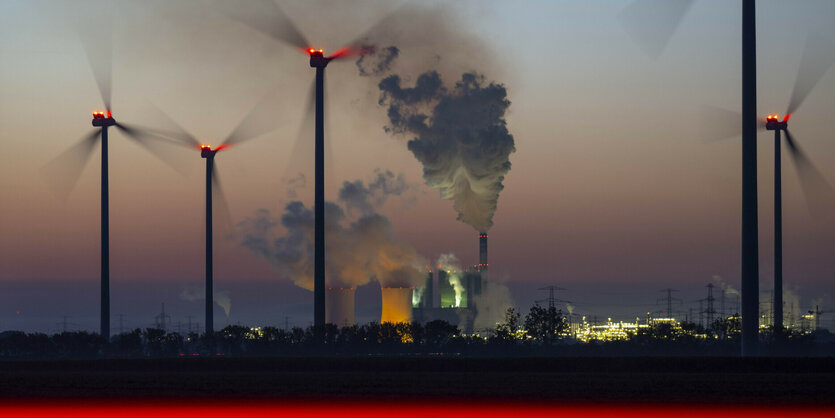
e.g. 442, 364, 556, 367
414, 233, 488, 333
319, 233, 489, 333
414, 264, 483, 333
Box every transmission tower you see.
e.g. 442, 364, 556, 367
154, 303, 171, 331
705, 284, 716, 328
55, 316, 79, 333
657, 288, 682, 319
537, 286, 567, 309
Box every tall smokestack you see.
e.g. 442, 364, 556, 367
479, 233, 488, 282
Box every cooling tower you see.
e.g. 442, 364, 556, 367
381, 287, 414, 324
479, 233, 488, 281
326, 287, 355, 327
421, 271, 434, 308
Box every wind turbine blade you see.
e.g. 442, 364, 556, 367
786, 33, 835, 116
282, 79, 315, 185
213, 0, 309, 50
324, 75, 336, 192
220, 84, 283, 148
115, 122, 188, 175
78, 16, 113, 110
327, 3, 411, 61
618, 0, 694, 59
143, 103, 202, 148
699, 105, 765, 142
41, 130, 100, 199
784, 129, 835, 219
212, 166, 234, 230
700, 105, 742, 142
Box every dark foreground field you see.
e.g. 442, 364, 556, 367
1, 357, 834, 405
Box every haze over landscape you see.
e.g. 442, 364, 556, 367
1, 0, 834, 333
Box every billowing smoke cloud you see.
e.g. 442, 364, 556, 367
238, 173, 425, 290
338, 169, 411, 216
179, 286, 232, 317
356, 46, 400, 77
379, 71, 515, 232
437, 253, 465, 307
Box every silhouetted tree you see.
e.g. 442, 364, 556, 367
51, 331, 104, 359
161, 332, 184, 356
495, 307, 522, 342
143, 328, 166, 357
220, 325, 249, 355
524, 304, 567, 344
423, 320, 459, 348
111, 329, 143, 357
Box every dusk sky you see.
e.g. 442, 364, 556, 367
1, 0, 834, 333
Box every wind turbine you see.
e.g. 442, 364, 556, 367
43, 22, 183, 342
215, 0, 390, 327
702, 34, 835, 335
763, 34, 835, 333
620, 0, 760, 356
147, 89, 283, 335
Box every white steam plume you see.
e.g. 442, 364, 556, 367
438, 253, 465, 307
471, 280, 514, 331
712, 275, 739, 296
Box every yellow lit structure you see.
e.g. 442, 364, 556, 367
381, 287, 414, 324
575, 317, 649, 342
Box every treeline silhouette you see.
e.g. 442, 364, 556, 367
1, 307, 831, 359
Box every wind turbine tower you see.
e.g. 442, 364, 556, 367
309, 48, 329, 327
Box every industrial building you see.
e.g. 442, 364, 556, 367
321, 233, 489, 333
411, 233, 487, 333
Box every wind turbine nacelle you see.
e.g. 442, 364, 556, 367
765, 114, 787, 131
309, 49, 329, 68
91, 110, 115, 127
201, 145, 215, 158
